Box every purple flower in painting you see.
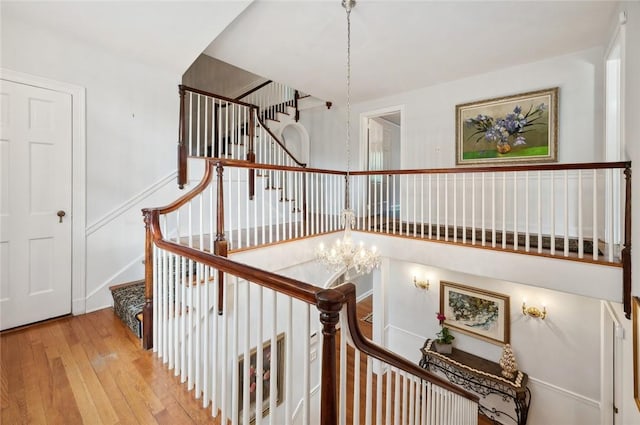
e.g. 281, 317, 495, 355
484, 125, 507, 143
465, 102, 547, 151
514, 135, 526, 146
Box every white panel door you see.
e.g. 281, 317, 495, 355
0, 79, 72, 330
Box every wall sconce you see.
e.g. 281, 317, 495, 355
413, 277, 429, 290
522, 301, 546, 320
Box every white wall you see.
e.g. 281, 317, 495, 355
614, 1, 640, 423
302, 46, 605, 171
378, 258, 602, 424
2, 11, 194, 311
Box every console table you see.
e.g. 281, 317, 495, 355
419, 339, 531, 425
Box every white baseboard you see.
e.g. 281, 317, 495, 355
357, 288, 373, 303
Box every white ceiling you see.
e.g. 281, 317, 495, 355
205, 0, 619, 104
1, 0, 253, 74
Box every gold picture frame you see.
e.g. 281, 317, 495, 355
440, 281, 510, 345
238, 333, 285, 424
455, 87, 558, 165
634, 297, 640, 411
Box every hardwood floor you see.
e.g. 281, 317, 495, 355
2, 298, 492, 425
1, 309, 217, 425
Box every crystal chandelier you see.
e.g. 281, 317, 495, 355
316, 0, 380, 279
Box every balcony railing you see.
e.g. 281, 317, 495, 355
143, 190, 479, 425
143, 156, 631, 424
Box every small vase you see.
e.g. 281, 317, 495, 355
496, 141, 511, 154
435, 342, 452, 354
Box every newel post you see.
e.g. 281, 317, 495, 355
142, 208, 155, 349
214, 162, 228, 315
623, 163, 632, 319
316, 288, 345, 425
178, 85, 187, 189
247, 107, 256, 200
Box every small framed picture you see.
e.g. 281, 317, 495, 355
455, 87, 558, 165
440, 281, 510, 345
238, 333, 285, 424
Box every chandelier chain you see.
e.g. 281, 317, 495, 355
345, 3, 352, 209
315, 0, 380, 280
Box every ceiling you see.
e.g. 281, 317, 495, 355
205, 0, 619, 104
1, 1, 253, 73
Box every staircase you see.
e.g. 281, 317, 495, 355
110, 280, 145, 338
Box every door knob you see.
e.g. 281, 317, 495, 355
57, 210, 66, 223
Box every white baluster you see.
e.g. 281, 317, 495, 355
551, 171, 556, 256
231, 278, 239, 425
421, 175, 425, 239
188, 92, 194, 156
354, 349, 361, 425
416, 174, 418, 238
525, 171, 530, 252
481, 173, 486, 246
242, 280, 250, 425
491, 173, 496, 248
428, 175, 432, 239
593, 169, 598, 260
462, 174, 466, 244
579, 170, 584, 258
285, 298, 293, 425
471, 174, 476, 245
453, 174, 457, 243
513, 171, 518, 251
608, 169, 614, 262
436, 174, 440, 240
394, 368, 401, 425
303, 304, 310, 425
444, 174, 449, 241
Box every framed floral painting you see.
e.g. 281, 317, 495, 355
238, 333, 285, 424
440, 281, 510, 345
455, 87, 558, 165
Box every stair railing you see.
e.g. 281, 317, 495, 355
236, 79, 299, 122
143, 201, 480, 425
178, 85, 306, 189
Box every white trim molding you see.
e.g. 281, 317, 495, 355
528, 376, 600, 410
86, 170, 177, 235
359, 104, 406, 171
1, 68, 87, 315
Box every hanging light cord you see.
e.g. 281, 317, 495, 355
345, 0, 353, 210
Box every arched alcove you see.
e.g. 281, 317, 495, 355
275, 121, 310, 164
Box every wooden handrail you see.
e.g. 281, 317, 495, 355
333, 283, 480, 402
147, 214, 322, 305
255, 111, 307, 167
624, 164, 632, 319
214, 159, 630, 178
144, 211, 479, 414
235, 79, 273, 100
350, 161, 630, 176
156, 159, 217, 215
180, 84, 257, 109
214, 158, 344, 175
